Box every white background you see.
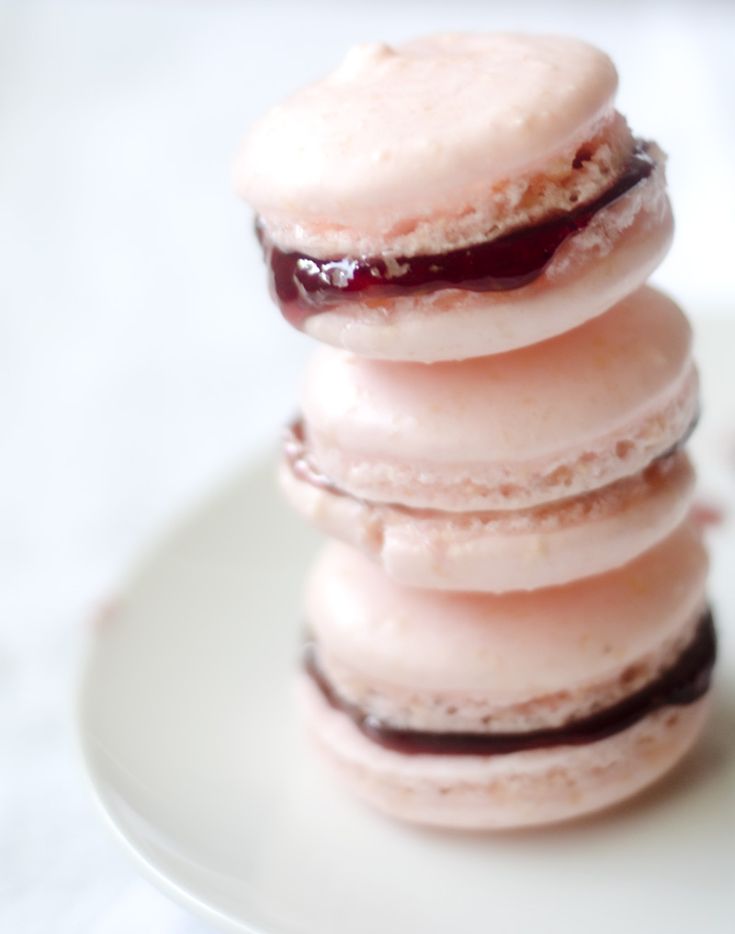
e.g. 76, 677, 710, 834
2, 1, 734, 931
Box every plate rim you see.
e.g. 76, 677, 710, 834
74, 438, 735, 934
76, 652, 261, 933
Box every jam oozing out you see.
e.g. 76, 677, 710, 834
304, 611, 715, 756
259, 141, 655, 327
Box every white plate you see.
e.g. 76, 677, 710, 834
79, 321, 735, 934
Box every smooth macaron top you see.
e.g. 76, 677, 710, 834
301, 286, 693, 474
306, 522, 708, 699
236, 33, 617, 237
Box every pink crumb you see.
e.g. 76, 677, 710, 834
91, 597, 122, 628
690, 500, 726, 529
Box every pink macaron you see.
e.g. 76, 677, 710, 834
301, 523, 713, 829
281, 286, 697, 591
236, 34, 672, 362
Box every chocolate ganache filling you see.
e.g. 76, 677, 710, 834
259, 140, 655, 325
304, 611, 715, 756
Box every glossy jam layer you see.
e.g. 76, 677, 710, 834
259, 141, 655, 326
304, 611, 715, 756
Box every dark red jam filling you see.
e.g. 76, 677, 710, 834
282, 413, 697, 516
304, 611, 715, 756
258, 141, 655, 326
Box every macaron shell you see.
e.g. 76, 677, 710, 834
236, 34, 617, 235
280, 452, 694, 592
302, 286, 696, 511
301, 168, 672, 362
302, 678, 710, 829
305, 522, 708, 698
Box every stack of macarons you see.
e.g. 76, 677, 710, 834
236, 33, 715, 829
